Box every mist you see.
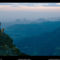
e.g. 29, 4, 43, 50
0, 10, 60, 23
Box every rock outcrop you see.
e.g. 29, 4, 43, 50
0, 32, 29, 56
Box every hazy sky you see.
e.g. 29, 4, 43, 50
0, 3, 60, 22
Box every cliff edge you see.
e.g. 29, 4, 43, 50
0, 32, 29, 56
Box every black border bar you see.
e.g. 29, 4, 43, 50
0, 0, 60, 2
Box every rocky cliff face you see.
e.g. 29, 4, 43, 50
0, 32, 29, 56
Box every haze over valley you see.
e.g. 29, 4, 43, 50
1, 3, 60, 56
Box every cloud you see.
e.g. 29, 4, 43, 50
56, 3, 60, 5
0, 3, 60, 7
0, 3, 60, 12
0, 5, 60, 13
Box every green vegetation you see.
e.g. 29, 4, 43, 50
0, 32, 29, 56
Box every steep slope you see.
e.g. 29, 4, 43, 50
0, 32, 29, 56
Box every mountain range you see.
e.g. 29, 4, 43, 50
5, 21, 60, 56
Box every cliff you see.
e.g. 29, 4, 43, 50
0, 32, 29, 56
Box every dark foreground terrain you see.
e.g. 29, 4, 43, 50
0, 32, 29, 56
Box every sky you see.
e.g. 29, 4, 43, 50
0, 3, 60, 22
0, 3, 60, 11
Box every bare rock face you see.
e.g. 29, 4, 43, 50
0, 32, 29, 56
